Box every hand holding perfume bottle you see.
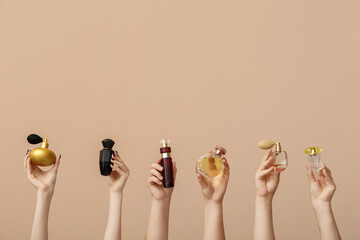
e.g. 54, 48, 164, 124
304, 147, 322, 179
148, 158, 177, 201
257, 139, 288, 168
255, 149, 285, 199
105, 150, 130, 193
196, 152, 230, 203
24, 149, 61, 193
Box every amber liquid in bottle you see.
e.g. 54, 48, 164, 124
197, 156, 223, 178
197, 146, 226, 178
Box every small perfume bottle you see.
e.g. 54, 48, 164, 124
99, 139, 115, 176
160, 139, 174, 188
197, 146, 226, 178
27, 134, 56, 166
257, 139, 288, 168
304, 147, 322, 178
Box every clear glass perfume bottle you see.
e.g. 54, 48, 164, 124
304, 147, 322, 178
197, 146, 226, 178
257, 139, 288, 168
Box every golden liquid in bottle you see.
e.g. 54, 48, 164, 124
197, 156, 223, 178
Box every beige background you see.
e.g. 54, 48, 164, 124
1, 1, 360, 239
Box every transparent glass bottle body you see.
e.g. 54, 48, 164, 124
197, 152, 224, 178
272, 151, 288, 168
307, 153, 322, 178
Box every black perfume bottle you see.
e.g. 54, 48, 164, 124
99, 139, 115, 176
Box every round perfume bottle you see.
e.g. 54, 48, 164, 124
29, 138, 56, 166
197, 146, 226, 178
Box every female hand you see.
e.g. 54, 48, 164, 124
255, 149, 285, 200
148, 159, 177, 201
306, 162, 336, 205
24, 150, 61, 194
106, 151, 130, 193
196, 155, 230, 204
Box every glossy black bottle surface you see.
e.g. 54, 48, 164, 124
100, 139, 115, 176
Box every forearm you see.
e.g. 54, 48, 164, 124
254, 197, 275, 240
145, 198, 171, 240
203, 201, 225, 240
313, 202, 341, 240
104, 191, 123, 240
31, 190, 53, 240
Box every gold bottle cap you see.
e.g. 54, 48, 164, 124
160, 139, 170, 147
304, 147, 322, 155
41, 138, 49, 148
215, 146, 226, 156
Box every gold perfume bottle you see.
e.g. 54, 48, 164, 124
27, 134, 56, 166
197, 146, 226, 178
258, 139, 288, 168
304, 147, 322, 178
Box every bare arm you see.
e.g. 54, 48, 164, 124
24, 150, 61, 240
145, 159, 177, 240
104, 151, 130, 240
197, 156, 229, 240
306, 163, 341, 240
254, 150, 285, 240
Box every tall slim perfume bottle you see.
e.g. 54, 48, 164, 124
197, 146, 226, 178
258, 139, 288, 168
99, 139, 115, 176
304, 147, 322, 178
160, 139, 174, 188
27, 134, 56, 166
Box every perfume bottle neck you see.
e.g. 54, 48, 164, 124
41, 139, 49, 148
215, 149, 223, 156
275, 142, 282, 152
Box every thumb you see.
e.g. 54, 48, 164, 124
50, 154, 61, 173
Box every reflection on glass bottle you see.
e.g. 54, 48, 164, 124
197, 146, 226, 178
304, 147, 323, 178
257, 139, 288, 168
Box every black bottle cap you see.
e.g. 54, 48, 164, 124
102, 139, 115, 149
27, 134, 43, 144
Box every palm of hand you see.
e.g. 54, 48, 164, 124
256, 171, 280, 198
150, 184, 173, 200
106, 170, 128, 192
29, 167, 57, 191
202, 175, 228, 202
310, 176, 335, 202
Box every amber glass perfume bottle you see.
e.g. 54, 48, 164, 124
197, 146, 226, 178
258, 139, 288, 168
160, 139, 174, 188
27, 134, 56, 166
304, 147, 322, 178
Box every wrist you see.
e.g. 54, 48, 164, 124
312, 200, 332, 213
37, 188, 54, 199
152, 196, 172, 205
204, 199, 223, 208
109, 188, 124, 196
255, 195, 273, 204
